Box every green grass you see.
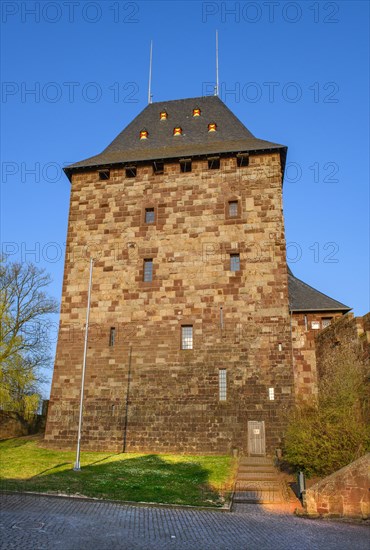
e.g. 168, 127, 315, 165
0, 436, 236, 507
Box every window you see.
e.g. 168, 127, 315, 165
99, 170, 110, 180
228, 200, 238, 217
311, 321, 320, 330
140, 129, 148, 139
193, 108, 201, 117
322, 317, 333, 328
208, 122, 217, 132
269, 387, 275, 401
173, 126, 182, 136
230, 253, 240, 272
181, 325, 193, 350
109, 327, 116, 347
143, 259, 153, 282
145, 208, 155, 224
219, 369, 227, 401
126, 166, 137, 178
180, 158, 192, 173
159, 111, 168, 120
153, 160, 164, 175
208, 157, 220, 170
236, 153, 249, 167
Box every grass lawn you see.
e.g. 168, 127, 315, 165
0, 436, 236, 507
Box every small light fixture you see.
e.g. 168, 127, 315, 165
208, 122, 217, 132
173, 126, 182, 136
193, 108, 201, 117
140, 129, 148, 140
160, 111, 168, 120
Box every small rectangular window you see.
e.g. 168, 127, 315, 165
181, 325, 193, 350
236, 153, 249, 167
322, 317, 332, 328
109, 327, 116, 347
125, 166, 137, 178
311, 321, 320, 330
145, 208, 155, 224
228, 200, 238, 217
99, 170, 110, 180
230, 253, 240, 272
208, 157, 220, 170
153, 161, 164, 175
143, 259, 153, 282
269, 387, 275, 401
180, 158, 192, 173
219, 369, 227, 401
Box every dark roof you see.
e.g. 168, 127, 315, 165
287, 267, 351, 313
65, 96, 286, 177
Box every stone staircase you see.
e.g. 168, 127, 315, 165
233, 456, 287, 504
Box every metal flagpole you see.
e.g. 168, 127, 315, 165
215, 30, 219, 96
74, 257, 94, 471
148, 40, 153, 104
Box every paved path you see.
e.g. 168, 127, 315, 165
0, 493, 368, 550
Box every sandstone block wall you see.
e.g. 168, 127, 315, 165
304, 454, 370, 519
45, 153, 295, 454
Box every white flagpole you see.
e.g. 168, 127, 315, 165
74, 257, 94, 471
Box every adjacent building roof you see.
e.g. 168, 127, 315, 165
64, 96, 286, 178
287, 267, 351, 312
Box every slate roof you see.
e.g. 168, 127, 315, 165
287, 267, 351, 312
65, 96, 286, 178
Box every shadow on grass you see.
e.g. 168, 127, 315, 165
0, 454, 230, 507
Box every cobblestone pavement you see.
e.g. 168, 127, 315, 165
0, 493, 368, 550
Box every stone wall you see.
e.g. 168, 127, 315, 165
0, 411, 46, 439
304, 454, 370, 519
291, 312, 344, 398
315, 312, 370, 379
45, 152, 296, 454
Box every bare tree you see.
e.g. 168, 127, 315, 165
0, 258, 59, 415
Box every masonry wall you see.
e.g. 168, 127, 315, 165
44, 153, 295, 454
304, 453, 370, 519
315, 312, 370, 380
291, 312, 344, 398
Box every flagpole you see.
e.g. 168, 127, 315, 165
74, 257, 94, 471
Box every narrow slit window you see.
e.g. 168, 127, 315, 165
153, 160, 164, 175
143, 259, 153, 282
145, 208, 155, 224
180, 158, 192, 173
99, 170, 110, 181
219, 369, 227, 401
230, 253, 240, 272
237, 153, 249, 167
126, 166, 137, 178
109, 327, 116, 347
181, 325, 193, 350
228, 200, 238, 217
269, 387, 275, 401
208, 157, 220, 170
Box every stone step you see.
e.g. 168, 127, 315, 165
237, 472, 278, 481
235, 480, 282, 490
233, 490, 285, 504
239, 457, 273, 466
238, 465, 276, 473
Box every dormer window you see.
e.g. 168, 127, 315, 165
160, 111, 168, 120
208, 122, 217, 132
173, 126, 182, 136
140, 129, 148, 140
193, 108, 201, 117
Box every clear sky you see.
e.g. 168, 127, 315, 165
1, 1, 369, 397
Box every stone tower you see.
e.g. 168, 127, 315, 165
44, 96, 303, 453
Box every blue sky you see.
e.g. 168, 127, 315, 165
1, 1, 369, 396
